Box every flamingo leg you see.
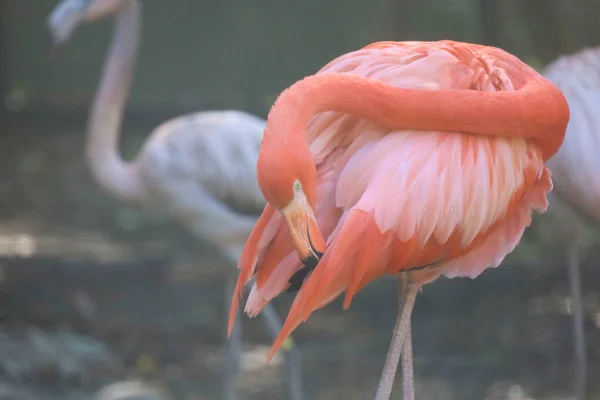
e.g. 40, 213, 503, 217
402, 324, 414, 400
400, 276, 415, 400
374, 276, 418, 400
567, 237, 586, 400
224, 272, 243, 400
224, 273, 306, 400
258, 299, 305, 400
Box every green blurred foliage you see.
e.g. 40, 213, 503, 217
4, 0, 598, 118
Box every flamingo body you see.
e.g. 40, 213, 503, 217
136, 110, 266, 260
229, 41, 569, 362
544, 47, 600, 221
542, 46, 600, 400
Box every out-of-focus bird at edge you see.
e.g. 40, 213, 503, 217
229, 40, 570, 400
46, 1, 305, 400
543, 47, 600, 400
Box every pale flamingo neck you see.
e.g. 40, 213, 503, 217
85, 0, 146, 202
265, 72, 569, 161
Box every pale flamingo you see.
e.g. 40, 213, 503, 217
229, 40, 570, 399
46, 1, 305, 399
543, 46, 600, 400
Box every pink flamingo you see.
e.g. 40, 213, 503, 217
46, 1, 305, 399
228, 40, 569, 399
543, 46, 600, 400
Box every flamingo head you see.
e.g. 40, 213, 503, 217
47, 0, 125, 46
257, 136, 327, 269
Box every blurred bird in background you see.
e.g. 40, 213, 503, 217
46, 1, 305, 399
543, 46, 600, 400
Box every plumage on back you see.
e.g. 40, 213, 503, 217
142, 111, 266, 213
230, 41, 557, 358
139, 110, 267, 259
543, 48, 600, 221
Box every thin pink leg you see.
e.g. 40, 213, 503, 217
400, 278, 415, 400
374, 277, 418, 400
567, 238, 586, 400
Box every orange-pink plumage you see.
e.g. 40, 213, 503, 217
229, 40, 569, 399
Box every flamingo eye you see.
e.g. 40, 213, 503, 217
293, 180, 302, 193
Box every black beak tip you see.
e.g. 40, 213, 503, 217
286, 267, 310, 293
301, 253, 321, 270
285, 251, 324, 294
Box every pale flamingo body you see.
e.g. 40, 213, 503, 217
544, 48, 600, 220
134, 110, 266, 260
47, 1, 305, 399
542, 46, 600, 400
229, 41, 569, 399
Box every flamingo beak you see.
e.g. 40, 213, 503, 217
47, 0, 90, 46
281, 193, 326, 270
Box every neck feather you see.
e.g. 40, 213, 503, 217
86, 0, 146, 202
265, 71, 569, 161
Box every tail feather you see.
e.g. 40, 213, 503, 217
267, 210, 387, 359
343, 213, 391, 308
300, 211, 367, 316
255, 224, 296, 288
389, 234, 422, 271
245, 251, 303, 317
228, 205, 276, 336
234, 169, 341, 333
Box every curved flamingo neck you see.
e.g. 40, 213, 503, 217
86, 0, 146, 202
265, 71, 569, 161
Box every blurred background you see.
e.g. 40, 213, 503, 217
1, 0, 600, 399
